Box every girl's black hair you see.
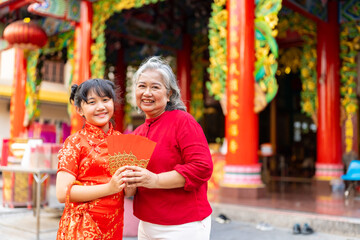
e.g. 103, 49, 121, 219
70, 78, 119, 107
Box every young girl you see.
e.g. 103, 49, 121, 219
56, 79, 128, 239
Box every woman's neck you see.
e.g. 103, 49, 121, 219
146, 109, 166, 119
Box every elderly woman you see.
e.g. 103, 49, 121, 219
122, 56, 213, 240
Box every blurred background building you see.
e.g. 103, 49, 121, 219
0, 0, 359, 204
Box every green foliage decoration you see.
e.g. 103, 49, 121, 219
25, 30, 75, 125
190, 33, 208, 121
206, 0, 227, 101
340, 21, 360, 116
91, 0, 164, 78
254, 0, 281, 109
277, 11, 317, 118
206, 0, 281, 112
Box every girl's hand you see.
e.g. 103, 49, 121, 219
122, 166, 159, 189
124, 182, 137, 197
107, 168, 126, 195
113, 167, 137, 197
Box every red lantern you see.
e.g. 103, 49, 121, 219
3, 19, 47, 50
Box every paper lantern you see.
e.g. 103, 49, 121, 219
3, 18, 47, 50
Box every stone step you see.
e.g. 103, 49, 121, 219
211, 203, 360, 238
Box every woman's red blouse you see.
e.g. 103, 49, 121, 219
133, 110, 213, 225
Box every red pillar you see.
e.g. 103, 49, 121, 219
177, 34, 191, 111
220, 0, 263, 198
10, 49, 27, 139
316, 1, 342, 180
80, 0, 92, 81
114, 48, 126, 132
71, 0, 93, 134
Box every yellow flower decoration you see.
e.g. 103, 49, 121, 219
207, 0, 227, 100
340, 21, 360, 117
91, 0, 164, 78
278, 12, 317, 118
254, 0, 282, 111
190, 33, 207, 121
307, 81, 316, 91
214, 0, 226, 6
303, 101, 313, 113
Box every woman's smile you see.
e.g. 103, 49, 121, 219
142, 99, 154, 103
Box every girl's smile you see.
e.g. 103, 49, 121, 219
77, 90, 114, 133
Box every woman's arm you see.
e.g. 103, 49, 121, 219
173, 115, 213, 191
122, 166, 185, 189
56, 170, 125, 203
156, 170, 185, 188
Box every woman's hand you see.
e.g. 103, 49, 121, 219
117, 167, 137, 197
122, 166, 159, 189
122, 166, 185, 189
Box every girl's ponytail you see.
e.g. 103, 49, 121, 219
70, 84, 78, 104
70, 79, 118, 108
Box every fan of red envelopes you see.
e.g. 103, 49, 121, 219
107, 134, 157, 175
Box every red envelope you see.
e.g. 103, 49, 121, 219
107, 134, 156, 175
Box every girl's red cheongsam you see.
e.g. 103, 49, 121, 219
57, 122, 124, 240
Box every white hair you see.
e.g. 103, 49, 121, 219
133, 56, 186, 111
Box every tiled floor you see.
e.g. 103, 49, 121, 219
209, 180, 360, 219
1, 176, 360, 239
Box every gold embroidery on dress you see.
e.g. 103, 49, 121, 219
108, 151, 149, 175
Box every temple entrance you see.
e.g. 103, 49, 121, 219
103, 0, 225, 142
259, 71, 317, 182
256, 6, 321, 188
259, 62, 317, 188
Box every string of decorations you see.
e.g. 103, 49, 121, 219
277, 11, 317, 119
254, 0, 281, 112
340, 21, 360, 117
124, 66, 137, 128
206, 0, 227, 101
340, 20, 360, 153
25, 30, 74, 125
41, 30, 74, 55
91, 0, 164, 79
207, 0, 281, 113
25, 50, 41, 126
277, 47, 302, 74
190, 33, 208, 122
66, 35, 75, 117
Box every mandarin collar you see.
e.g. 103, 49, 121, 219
144, 110, 170, 125
84, 121, 114, 138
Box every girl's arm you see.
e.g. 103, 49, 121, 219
56, 170, 125, 203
